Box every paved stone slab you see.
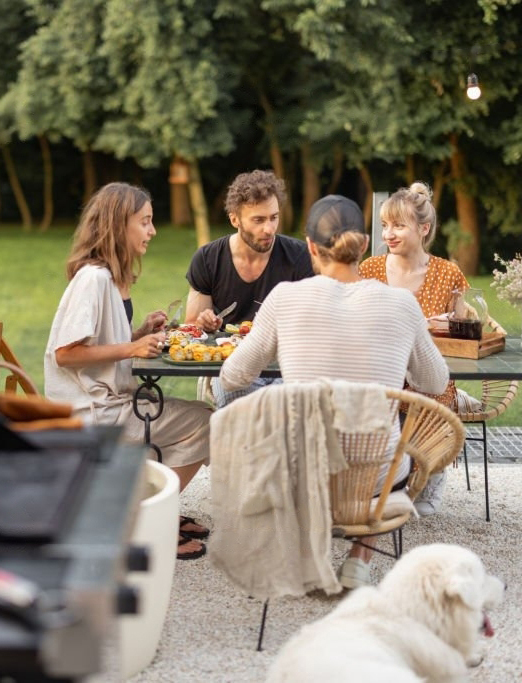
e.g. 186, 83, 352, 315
461, 426, 522, 463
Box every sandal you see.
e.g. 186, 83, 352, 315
177, 533, 206, 561
179, 515, 210, 539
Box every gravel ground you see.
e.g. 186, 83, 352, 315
129, 460, 521, 683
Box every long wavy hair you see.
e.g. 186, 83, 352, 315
66, 182, 151, 288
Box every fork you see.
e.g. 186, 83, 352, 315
165, 299, 183, 330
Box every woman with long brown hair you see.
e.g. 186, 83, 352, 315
45, 182, 212, 559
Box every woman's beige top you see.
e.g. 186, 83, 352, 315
359, 254, 469, 409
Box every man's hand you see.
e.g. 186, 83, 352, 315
196, 308, 222, 333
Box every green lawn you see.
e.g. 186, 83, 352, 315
1, 225, 520, 424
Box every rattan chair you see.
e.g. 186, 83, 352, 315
0, 322, 39, 395
456, 379, 519, 521
256, 385, 465, 650
196, 376, 215, 405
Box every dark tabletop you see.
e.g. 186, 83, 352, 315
133, 337, 522, 381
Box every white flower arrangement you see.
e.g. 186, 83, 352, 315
491, 253, 522, 307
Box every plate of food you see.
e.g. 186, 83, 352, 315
224, 321, 253, 336
164, 341, 235, 363
215, 336, 242, 347
162, 356, 224, 366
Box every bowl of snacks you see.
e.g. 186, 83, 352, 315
164, 327, 207, 349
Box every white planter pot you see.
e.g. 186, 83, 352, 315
119, 460, 180, 680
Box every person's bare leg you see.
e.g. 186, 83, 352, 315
348, 535, 377, 563
173, 461, 204, 493
172, 460, 207, 558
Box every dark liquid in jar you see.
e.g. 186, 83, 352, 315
448, 319, 482, 340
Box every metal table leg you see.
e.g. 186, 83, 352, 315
132, 375, 164, 463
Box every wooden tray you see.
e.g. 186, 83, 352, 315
430, 331, 506, 359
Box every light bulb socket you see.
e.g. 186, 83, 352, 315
466, 73, 481, 100
467, 73, 479, 88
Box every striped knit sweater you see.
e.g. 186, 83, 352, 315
220, 276, 449, 486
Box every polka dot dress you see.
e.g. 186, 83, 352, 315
359, 254, 469, 409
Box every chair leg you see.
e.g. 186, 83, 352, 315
257, 599, 269, 651
392, 528, 403, 559
464, 421, 490, 522
463, 442, 471, 491
482, 421, 490, 522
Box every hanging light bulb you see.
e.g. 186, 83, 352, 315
466, 73, 481, 100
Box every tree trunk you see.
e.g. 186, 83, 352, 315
82, 148, 97, 205
169, 155, 192, 226
358, 164, 374, 232
300, 142, 321, 232
38, 135, 53, 231
0, 144, 32, 230
258, 89, 293, 232
186, 159, 211, 247
449, 134, 479, 275
431, 159, 448, 211
326, 145, 344, 195
405, 155, 415, 186
269, 141, 293, 233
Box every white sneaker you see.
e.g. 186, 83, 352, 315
337, 557, 371, 590
414, 469, 447, 516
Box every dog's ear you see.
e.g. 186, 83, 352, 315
445, 572, 481, 609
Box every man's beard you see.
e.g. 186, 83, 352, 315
238, 226, 274, 253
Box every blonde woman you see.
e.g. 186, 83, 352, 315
359, 181, 468, 515
45, 182, 212, 559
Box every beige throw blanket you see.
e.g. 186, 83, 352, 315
209, 380, 390, 599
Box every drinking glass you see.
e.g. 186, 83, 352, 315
448, 288, 488, 340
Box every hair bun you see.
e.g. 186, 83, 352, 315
409, 181, 432, 200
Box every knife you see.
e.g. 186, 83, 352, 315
216, 301, 237, 319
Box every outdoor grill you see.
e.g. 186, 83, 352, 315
0, 421, 148, 682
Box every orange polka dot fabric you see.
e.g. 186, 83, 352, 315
359, 255, 469, 317
359, 254, 469, 409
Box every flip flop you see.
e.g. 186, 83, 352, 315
179, 515, 210, 539
177, 533, 206, 561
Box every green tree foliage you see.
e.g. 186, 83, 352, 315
2, 0, 111, 148
97, 0, 243, 166
0, 0, 520, 267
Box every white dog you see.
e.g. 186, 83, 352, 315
266, 544, 504, 683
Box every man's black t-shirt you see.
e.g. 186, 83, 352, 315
186, 234, 314, 324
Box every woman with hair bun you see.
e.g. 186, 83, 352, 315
360, 181, 468, 321
219, 194, 449, 589
359, 181, 468, 515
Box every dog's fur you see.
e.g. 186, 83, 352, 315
266, 544, 505, 683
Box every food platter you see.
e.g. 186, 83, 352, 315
162, 356, 223, 366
